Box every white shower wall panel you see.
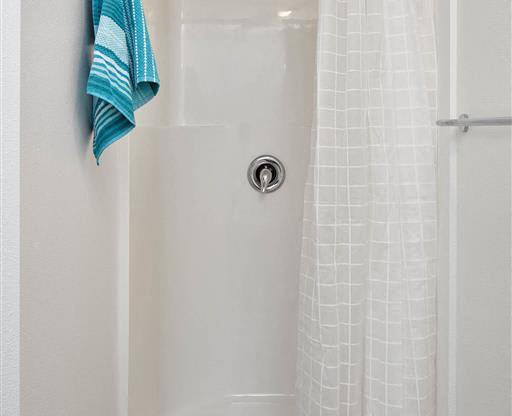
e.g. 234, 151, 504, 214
130, 1, 317, 415
181, 23, 315, 125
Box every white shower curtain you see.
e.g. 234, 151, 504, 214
296, 1, 437, 415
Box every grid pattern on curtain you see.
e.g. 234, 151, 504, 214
296, 1, 437, 415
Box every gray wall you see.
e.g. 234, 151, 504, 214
21, 1, 128, 415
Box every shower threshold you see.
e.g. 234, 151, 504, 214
172, 394, 295, 416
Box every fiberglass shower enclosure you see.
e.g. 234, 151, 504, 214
129, 1, 318, 415
126, 1, 512, 416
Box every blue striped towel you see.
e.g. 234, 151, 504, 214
87, 0, 159, 164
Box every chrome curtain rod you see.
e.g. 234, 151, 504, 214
436, 114, 512, 132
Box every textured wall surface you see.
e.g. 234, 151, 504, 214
20, 1, 129, 415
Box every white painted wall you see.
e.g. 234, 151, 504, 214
0, 0, 21, 414
437, 1, 512, 415
20, 1, 129, 415
456, 1, 511, 414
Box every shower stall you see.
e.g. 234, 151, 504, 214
129, 1, 317, 414
12, 0, 512, 416
127, 0, 511, 414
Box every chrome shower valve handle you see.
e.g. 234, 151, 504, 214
259, 168, 273, 193
248, 155, 286, 194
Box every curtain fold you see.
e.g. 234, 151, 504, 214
296, 1, 438, 415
